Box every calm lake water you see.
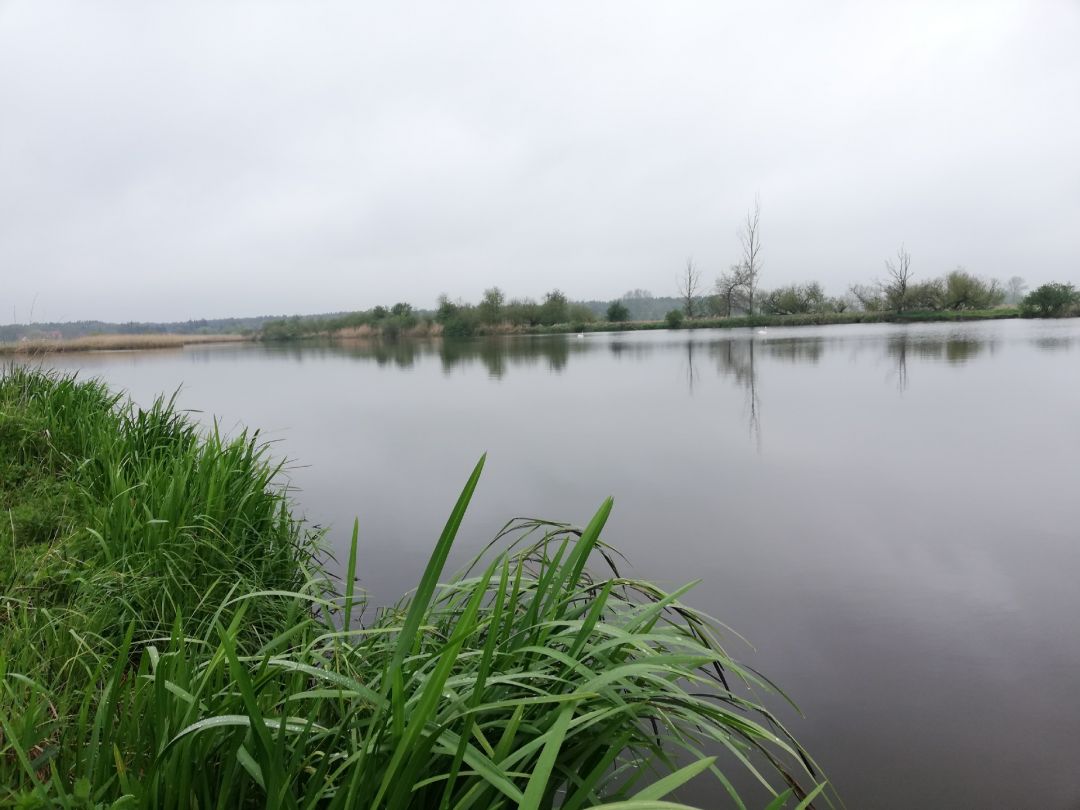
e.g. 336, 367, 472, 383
39, 319, 1080, 808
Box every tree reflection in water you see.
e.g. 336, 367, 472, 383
256, 327, 1036, 431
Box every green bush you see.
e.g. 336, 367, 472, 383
665, 309, 685, 328
436, 296, 479, 337
760, 282, 828, 315
477, 286, 505, 324
538, 290, 570, 325
567, 303, 596, 331
942, 269, 1005, 310
1021, 282, 1079, 317
503, 298, 542, 326
904, 279, 945, 311
606, 300, 630, 322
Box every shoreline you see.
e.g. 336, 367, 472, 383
4, 307, 1060, 355
527, 307, 1023, 334
277, 306, 1031, 343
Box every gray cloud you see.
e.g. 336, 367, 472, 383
2, 0, 1078, 323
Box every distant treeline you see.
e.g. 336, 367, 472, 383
0, 315, 281, 343
261, 291, 603, 341
261, 272, 1078, 342
5, 271, 1076, 345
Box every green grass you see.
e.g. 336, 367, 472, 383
0, 366, 829, 808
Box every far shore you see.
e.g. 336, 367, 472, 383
4, 306, 1059, 356
274, 306, 1029, 342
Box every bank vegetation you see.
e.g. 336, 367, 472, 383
259, 250, 1076, 342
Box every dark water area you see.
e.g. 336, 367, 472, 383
39, 319, 1080, 808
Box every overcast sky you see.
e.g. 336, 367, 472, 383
1, 1, 1078, 323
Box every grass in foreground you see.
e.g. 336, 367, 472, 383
0, 367, 829, 808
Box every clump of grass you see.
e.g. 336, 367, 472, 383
0, 367, 829, 808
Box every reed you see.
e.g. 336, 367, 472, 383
0, 333, 248, 355
0, 367, 828, 808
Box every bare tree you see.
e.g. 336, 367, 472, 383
848, 283, 883, 312
1005, 276, 1028, 306
738, 199, 763, 315
714, 265, 749, 316
884, 244, 913, 312
677, 258, 702, 318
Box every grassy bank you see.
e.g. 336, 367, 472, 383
0, 367, 827, 808
0, 333, 250, 355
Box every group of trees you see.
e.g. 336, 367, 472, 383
263, 289, 607, 341
672, 201, 1063, 321
848, 259, 1008, 314
263, 302, 420, 340
671, 197, 1077, 322
260, 203, 1075, 341
262, 273, 1076, 343
677, 200, 764, 320
434, 289, 598, 337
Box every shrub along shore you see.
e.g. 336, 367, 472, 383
0, 367, 828, 808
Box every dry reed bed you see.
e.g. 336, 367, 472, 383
0, 333, 250, 354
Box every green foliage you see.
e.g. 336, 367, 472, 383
903, 279, 945, 311
760, 282, 828, 315
539, 290, 570, 326
435, 296, 480, 338
442, 316, 477, 338
477, 287, 506, 324
503, 298, 542, 327
1020, 282, 1079, 317
0, 367, 311, 643
942, 269, 1005, 310
0, 369, 827, 808
261, 315, 318, 341
849, 268, 1012, 316
262, 304, 424, 342
567, 303, 596, 331
665, 309, 685, 329
606, 301, 630, 322
251, 268, 1048, 346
